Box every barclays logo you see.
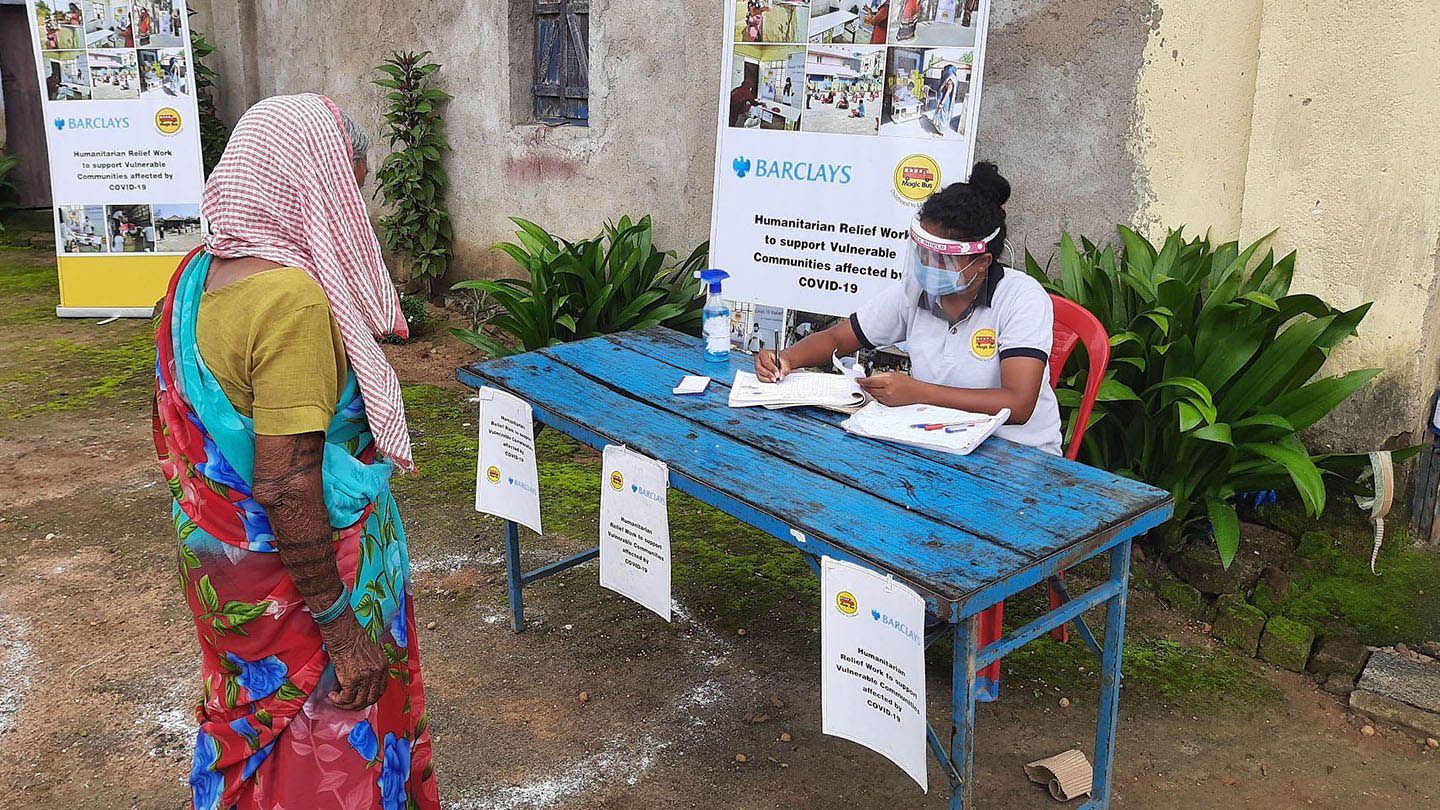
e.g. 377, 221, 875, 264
731, 155, 852, 184
871, 609, 922, 645
56, 116, 131, 131
630, 482, 664, 504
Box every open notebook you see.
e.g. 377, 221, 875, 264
728, 353, 869, 412
728, 370, 866, 410
841, 403, 1010, 455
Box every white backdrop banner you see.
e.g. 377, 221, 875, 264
26, 0, 207, 315
710, 0, 992, 316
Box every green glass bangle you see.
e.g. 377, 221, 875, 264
313, 584, 351, 625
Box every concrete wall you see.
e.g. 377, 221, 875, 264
1136, 0, 1440, 450
192, 0, 725, 277
190, 0, 1440, 449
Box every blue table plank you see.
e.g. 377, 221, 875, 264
597, 328, 1169, 527
461, 351, 1032, 601
545, 337, 1088, 558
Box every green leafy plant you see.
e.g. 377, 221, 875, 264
188, 15, 229, 175
381, 294, 437, 345
451, 216, 707, 357
1026, 227, 1381, 567
374, 51, 453, 299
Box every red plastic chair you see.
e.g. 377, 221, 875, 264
975, 295, 1110, 698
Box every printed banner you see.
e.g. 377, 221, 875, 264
475, 388, 543, 534
711, 0, 992, 317
599, 445, 672, 622
820, 555, 928, 790
26, 0, 206, 315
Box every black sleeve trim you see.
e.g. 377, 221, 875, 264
999, 347, 1048, 363
849, 313, 877, 350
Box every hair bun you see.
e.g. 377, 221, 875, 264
968, 161, 1010, 208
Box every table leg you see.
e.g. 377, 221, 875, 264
1082, 538, 1131, 809
504, 520, 525, 633
950, 616, 979, 810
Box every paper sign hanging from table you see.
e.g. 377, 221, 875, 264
710, 0, 993, 316
821, 555, 928, 790
25, 0, 207, 317
474, 387, 543, 534
599, 446, 672, 621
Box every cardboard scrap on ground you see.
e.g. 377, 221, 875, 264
1024, 749, 1093, 802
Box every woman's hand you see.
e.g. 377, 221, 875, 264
320, 612, 390, 710
858, 372, 926, 406
755, 349, 792, 383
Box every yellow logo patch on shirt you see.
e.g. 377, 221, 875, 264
971, 328, 998, 359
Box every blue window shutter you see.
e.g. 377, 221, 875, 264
534, 0, 589, 125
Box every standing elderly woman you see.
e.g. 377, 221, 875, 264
153, 94, 439, 809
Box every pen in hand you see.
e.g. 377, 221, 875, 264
772, 329, 784, 383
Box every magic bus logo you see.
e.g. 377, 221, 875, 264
154, 107, 183, 135
893, 154, 941, 205
731, 155, 852, 184
54, 115, 130, 131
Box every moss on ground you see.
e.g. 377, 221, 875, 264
0, 247, 62, 328
395, 384, 479, 499
1001, 634, 1280, 705
1273, 526, 1440, 645
0, 238, 155, 427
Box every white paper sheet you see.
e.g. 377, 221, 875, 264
821, 556, 928, 791
673, 375, 712, 395
832, 351, 865, 380
599, 446, 672, 621
842, 403, 1008, 455
474, 387, 543, 534
729, 370, 865, 408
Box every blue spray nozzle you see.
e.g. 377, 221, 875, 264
697, 268, 730, 294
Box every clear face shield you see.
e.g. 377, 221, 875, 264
906, 218, 1000, 301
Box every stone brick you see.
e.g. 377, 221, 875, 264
1258, 616, 1315, 672
1213, 593, 1266, 656
1307, 635, 1371, 678
1170, 523, 1295, 597
1252, 566, 1290, 614
1170, 543, 1247, 595
1350, 651, 1440, 737
1156, 579, 1207, 619
1322, 673, 1356, 697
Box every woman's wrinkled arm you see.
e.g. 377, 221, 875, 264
253, 432, 388, 710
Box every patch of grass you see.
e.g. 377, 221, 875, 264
396, 383, 477, 499
1001, 634, 1279, 705
0, 330, 154, 423
669, 490, 818, 630
0, 247, 60, 326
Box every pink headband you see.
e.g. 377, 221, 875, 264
909, 218, 1000, 256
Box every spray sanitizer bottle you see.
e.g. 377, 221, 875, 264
697, 269, 731, 363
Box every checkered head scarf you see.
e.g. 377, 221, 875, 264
202, 93, 412, 469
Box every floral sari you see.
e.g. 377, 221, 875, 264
156, 250, 439, 809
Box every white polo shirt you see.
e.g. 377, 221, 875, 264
850, 266, 1063, 455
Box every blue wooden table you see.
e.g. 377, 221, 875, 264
458, 327, 1173, 809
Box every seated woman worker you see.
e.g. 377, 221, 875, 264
754, 161, 1063, 456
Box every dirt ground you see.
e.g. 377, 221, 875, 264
0, 234, 1434, 809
